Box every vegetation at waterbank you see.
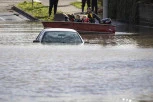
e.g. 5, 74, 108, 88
71, 2, 85, 9
108, 0, 138, 23
17, 1, 54, 21
108, 0, 153, 24
71, 0, 102, 10
139, 0, 153, 3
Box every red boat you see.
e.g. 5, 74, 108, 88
42, 21, 116, 34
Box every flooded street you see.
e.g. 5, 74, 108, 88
0, 22, 153, 102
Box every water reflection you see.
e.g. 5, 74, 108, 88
0, 22, 153, 102
81, 34, 153, 48
0, 21, 42, 45
0, 21, 153, 47
113, 21, 153, 35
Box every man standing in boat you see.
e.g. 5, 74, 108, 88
49, 0, 59, 16
92, 0, 98, 14
82, 0, 91, 13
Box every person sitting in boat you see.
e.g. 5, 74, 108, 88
64, 14, 69, 21
82, 15, 89, 23
74, 15, 82, 22
86, 7, 101, 24
67, 14, 75, 22
101, 18, 112, 24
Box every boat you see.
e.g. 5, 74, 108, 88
42, 21, 115, 34
42, 13, 116, 34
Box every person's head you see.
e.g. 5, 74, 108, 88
82, 15, 87, 20
82, 15, 89, 22
76, 15, 80, 19
68, 14, 75, 21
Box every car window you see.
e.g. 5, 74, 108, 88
41, 31, 83, 44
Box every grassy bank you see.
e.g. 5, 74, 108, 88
71, 1, 102, 10
17, 1, 54, 21
71, 2, 85, 9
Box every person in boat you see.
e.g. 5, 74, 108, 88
67, 14, 75, 22
92, 0, 98, 14
101, 18, 112, 24
86, 7, 101, 24
49, 0, 59, 16
82, 0, 91, 13
64, 14, 69, 21
74, 15, 82, 22
82, 15, 89, 23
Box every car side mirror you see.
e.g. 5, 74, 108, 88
84, 40, 89, 44
33, 40, 39, 43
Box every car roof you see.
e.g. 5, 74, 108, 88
43, 28, 77, 32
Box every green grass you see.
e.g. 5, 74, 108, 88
71, 1, 87, 9
17, 1, 54, 21
71, 1, 102, 11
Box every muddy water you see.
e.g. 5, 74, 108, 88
0, 22, 153, 102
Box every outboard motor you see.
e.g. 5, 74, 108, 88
101, 18, 112, 24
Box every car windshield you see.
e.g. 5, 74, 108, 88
41, 31, 83, 44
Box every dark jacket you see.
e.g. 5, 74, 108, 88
87, 12, 101, 23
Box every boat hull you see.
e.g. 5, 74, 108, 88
42, 22, 115, 34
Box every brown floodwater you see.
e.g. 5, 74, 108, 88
0, 21, 153, 102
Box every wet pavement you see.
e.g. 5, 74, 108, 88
0, 12, 28, 22
0, 0, 31, 22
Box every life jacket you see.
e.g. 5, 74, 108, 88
87, 13, 95, 23
82, 18, 89, 23
88, 13, 93, 19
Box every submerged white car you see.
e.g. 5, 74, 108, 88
33, 28, 84, 44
